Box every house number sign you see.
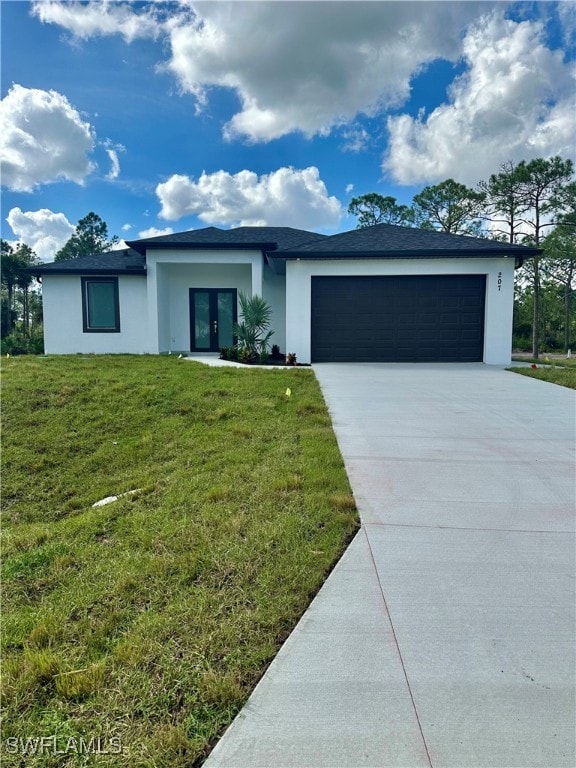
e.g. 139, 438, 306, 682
497, 271, 503, 291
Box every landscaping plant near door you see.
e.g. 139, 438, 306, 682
233, 292, 274, 363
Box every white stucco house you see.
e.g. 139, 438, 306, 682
32, 223, 539, 364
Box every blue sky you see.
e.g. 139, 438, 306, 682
1, 1, 574, 260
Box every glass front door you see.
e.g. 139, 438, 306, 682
190, 289, 237, 352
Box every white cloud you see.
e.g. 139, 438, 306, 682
105, 148, 121, 180
121, 223, 133, 232
30, 2, 571, 176
138, 226, 175, 238
32, 1, 485, 143
345, 184, 355, 195
31, 0, 168, 43
156, 166, 342, 230
0, 85, 95, 192
557, 1, 576, 47
341, 125, 370, 153
167, 2, 484, 142
384, 13, 576, 186
6, 207, 75, 262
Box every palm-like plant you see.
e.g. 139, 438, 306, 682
233, 292, 274, 361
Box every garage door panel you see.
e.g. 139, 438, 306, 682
461, 295, 483, 306
311, 275, 485, 362
462, 330, 482, 341
460, 315, 483, 326
440, 297, 459, 309
439, 317, 461, 327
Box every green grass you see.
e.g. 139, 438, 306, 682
1, 355, 359, 767
509, 356, 576, 389
511, 355, 576, 368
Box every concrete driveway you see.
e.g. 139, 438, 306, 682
205, 364, 575, 768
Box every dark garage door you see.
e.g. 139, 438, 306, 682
311, 275, 486, 362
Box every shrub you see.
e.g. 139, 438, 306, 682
238, 347, 256, 364
512, 335, 532, 352
233, 292, 274, 360
219, 347, 238, 361
0, 325, 44, 355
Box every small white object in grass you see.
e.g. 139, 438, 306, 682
285, 387, 292, 397
93, 495, 118, 507
178, 354, 183, 359
92, 489, 142, 508
568, 349, 572, 358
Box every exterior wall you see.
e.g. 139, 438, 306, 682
43, 251, 515, 362
483, 263, 516, 364
146, 249, 264, 353
145, 250, 284, 353
156, 263, 171, 353
262, 269, 286, 353
166, 263, 252, 352
42, 274, 150, 354
42, 250, 285, 356
285, 257, 516, 365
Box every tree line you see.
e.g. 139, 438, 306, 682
1, 241, 43, 354
348, 157, 575, 357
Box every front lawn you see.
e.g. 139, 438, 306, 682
1, 356, 358, 767
511, 355, 576, 368
508, 358, 576, 389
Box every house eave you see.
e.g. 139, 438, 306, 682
265, 247, 541, 275
26, 267, 147, 278
271, 248, 541, 260
127, 240, 278, 256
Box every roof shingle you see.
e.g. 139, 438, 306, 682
28, 249, 146, 275
30, 224, 540, 275
274, 223, 541, 257
127, 226, 327, 254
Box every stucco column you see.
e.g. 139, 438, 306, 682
251, 255, 263, 297
484, 258, 515, 364
285, 260, 312, 363
146, 257, 160, 353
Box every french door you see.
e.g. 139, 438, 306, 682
189, 289, 237, 352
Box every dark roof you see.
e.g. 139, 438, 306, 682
127, 226, 327, 254
272, 223, 541, 259
28, 248, 146, 276
32, 224, 540, 276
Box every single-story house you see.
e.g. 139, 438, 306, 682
31, 223, 539, 364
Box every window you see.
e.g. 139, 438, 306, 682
82, 277, 120, 333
